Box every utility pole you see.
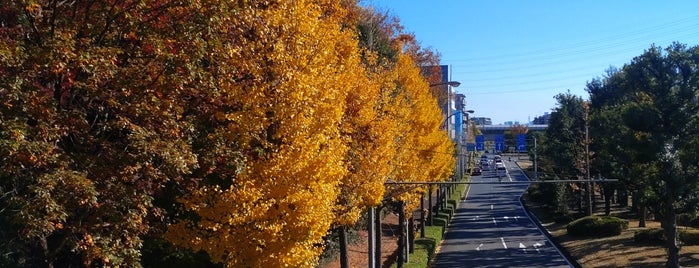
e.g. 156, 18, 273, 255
367, 207, 375, 268
534, 136, 538, 180
584, 102, 592, 216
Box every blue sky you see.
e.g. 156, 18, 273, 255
361, 0, 699, 124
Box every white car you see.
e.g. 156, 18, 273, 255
496, 163, 507, 177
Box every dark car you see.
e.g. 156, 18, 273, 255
471, 167, 482, 176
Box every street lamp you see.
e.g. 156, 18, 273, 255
430, 81, 461, 139
429, 81, 461, 88
462, 110, 475, 175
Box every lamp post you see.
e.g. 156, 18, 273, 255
429, 81, 460, 141
462, 110, 474, 174
429, 81, 461, 88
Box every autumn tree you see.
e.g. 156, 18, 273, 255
0, 1, 204, 266
164, 1, 366, 267
387, 52, 454, 215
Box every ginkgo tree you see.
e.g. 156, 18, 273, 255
387, 52, 455, 214
1, 0, 455, 267
164, 1, 362, 267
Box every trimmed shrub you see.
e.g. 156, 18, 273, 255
634, 228, 665, 245
680, 229, 699, 245
634, 228, 699, 246
566, 216, 629, 237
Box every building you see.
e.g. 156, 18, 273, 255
532, 112, 552, 124
471, 117, 492, 126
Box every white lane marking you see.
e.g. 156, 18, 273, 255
500, 237, 508, 249
515, 216, 520, 221
476, 243, 483, 251
492, 217, 497, 225
504, 216, 509, 221
473, 215, 479, 221
490, 204, 494, 210
508, 174, 513, 182
519, 242, 527, 253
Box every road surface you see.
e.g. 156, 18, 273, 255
431, 158, 572, 268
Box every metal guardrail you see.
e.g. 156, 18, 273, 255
385, 179, 618, 185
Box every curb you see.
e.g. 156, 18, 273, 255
515, 161, 582, 268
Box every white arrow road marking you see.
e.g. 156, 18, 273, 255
519, 242, 527, 253
514, 216, 520, 221
533, 242, 542, 253
492, 217, 497, 225
500, 237, 508, 249
473, 215, 479, 221
476, 243, 483, 251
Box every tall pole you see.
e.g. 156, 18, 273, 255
367, 207, 375, 268
584, 103, 592, 216
534, 136, 538, 180
420, 192, 425, 237
397, 202, 405, 268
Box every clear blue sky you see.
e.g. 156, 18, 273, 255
361, 0, 699, 124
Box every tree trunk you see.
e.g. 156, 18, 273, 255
639, 206, 647, 228
604, 185, 613, 216
397, 202, 405, 268
39, 236, 54, 268
428, 186, 433, 226
339, 226, 349, 268
408, 217, 415, 253
662, 185, 680, 268
619, 188, 629, 207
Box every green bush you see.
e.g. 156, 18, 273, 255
634, 228, 699, 246
634, 228, 665, 245
680, 229, 699, 245
566, 216, 629, 237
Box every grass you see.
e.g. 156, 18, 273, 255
391, 180, 467, 267
390, 226, 443, 268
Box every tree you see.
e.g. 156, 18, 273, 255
587, 43, 699, 268
538, 93, 588, 216
0, 1, 200, 266
164, 1, 362, 267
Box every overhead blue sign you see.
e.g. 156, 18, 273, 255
516, 134, 527, 152
495, 134, 505, 152
476, 135, 485, 151
466, 143, 476, 152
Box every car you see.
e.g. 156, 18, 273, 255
471, 167, 482, 176
496, 164, 508, 177
481, 162, 491, 171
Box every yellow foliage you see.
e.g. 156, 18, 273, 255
166, 0, 356, 266
387, 53, 456, 213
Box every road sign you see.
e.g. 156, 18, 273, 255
476, 135, 485, 151
495, 134, 505, 152
466, 143, 476, 152
516, 134, 527, 152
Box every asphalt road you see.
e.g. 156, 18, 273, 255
431, 159, 573, 268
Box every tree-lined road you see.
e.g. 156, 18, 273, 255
432, 159, 572, 268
